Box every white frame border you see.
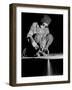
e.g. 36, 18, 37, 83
16, 6, 69, 84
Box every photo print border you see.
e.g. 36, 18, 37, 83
9, 3, 70, 86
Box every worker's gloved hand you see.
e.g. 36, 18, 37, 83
32, 41, 39, 50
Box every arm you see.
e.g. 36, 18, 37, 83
45, 34, 53, 49
44, 28, 50, 38
39, 28, 50, 50
27, 22, 38, 42
27, 22, 39, 49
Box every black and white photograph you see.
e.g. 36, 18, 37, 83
9, 4, 70, 86
21, 13, 63, 77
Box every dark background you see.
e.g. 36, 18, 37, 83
22, 59, 63, 77
21, 12, 63, 55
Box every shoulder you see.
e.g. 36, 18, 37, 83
45, 28, 50, 34
31, 22, 38, 27
30, 22, 39, 32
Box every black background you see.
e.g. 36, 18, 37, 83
22, 59, 63, 77
21, 12, 63, 54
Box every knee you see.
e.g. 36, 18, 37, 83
47, 34, 54, 43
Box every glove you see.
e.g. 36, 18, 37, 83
32, 41, 39, 50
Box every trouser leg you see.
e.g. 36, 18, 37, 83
45, 34, 53, 50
